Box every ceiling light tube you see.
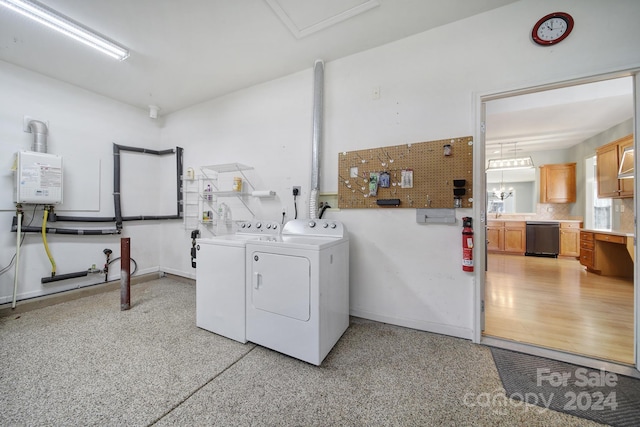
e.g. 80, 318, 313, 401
0, 0, 129, 60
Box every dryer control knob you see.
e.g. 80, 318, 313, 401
246, 223, 252, 228
273, 224, 278, 229
266, 224, 272, 229
240, 223, 246, 228
308, 221, 316, 228
330, 223, 337, 229
322, 222, 329, 228
256, 222, 262, 229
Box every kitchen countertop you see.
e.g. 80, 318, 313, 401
580, 228, 634, 237
487, 218, 583, 223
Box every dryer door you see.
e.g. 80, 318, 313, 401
250, 252, 310, 321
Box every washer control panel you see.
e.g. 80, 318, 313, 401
283, 219, 345, 238
237, 220, 281, 235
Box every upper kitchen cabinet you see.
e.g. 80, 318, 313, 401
539, 163, 576, 203
596, 134, 634, 198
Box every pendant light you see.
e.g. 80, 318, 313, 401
486, 142, 534, 171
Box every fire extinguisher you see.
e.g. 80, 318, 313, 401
462, 217, 474, 272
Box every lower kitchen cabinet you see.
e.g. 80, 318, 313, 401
579, 231, 595, 269
487, 221, 525, 254
486, 222, 504, 252
580, 230, 634, 277
489, 220, 580, 257
504, 222, 526, 253
559, 222, 581, 257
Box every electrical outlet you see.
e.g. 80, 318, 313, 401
293, 186, 301, 196
620, 205, 625, 213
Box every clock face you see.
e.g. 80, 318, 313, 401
532, 12, 574, 45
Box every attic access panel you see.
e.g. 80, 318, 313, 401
338, 136, 473, 209
266, 0, 380, 38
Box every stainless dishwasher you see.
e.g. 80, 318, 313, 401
525, 221, 560, 257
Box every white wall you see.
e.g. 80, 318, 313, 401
159, 70, 315, 276
2, 0, 639, 341
160, 0, 640, 340
0, 60, 167, 303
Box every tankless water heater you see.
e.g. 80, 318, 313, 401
14, 151, 63, 204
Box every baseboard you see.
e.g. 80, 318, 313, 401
349, 307, 474, 340
161, 266, 195, 280
0, 271, 162, 318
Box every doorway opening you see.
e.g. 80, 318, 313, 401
480, 74, 636, 367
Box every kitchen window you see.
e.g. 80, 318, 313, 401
586, 155, 612, 229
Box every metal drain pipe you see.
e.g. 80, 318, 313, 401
120, 237, 130, 311
309, 59, 324, 219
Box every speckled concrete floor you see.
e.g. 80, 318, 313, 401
0, 278, 604, 426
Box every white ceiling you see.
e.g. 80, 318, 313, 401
0, 0, 633, 155
0, 0, 518, 114
485, 77, 634, 155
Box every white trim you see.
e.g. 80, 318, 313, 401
161, 267, 195, 280
473, 66, 640, 369
265, 0, 380, 39
349, 308, 474, 340
483, 336, 640, 379
634, 73, 640, 369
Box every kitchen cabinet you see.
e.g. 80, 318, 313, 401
596, 134, 634, 199
486, 221, 504, 252
504, 221, 526, 253
559, 222, 581, 257
487, 221, 525, 254
579, 230, 634, 277
579, 231, 595, 269
539, 163, 576, 203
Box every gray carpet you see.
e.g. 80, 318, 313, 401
1, 277, 604, 426
491, 347, 640, 427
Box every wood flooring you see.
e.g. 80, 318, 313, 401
484, 253, 634, 365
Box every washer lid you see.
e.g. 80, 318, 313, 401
196, 234, 261, 247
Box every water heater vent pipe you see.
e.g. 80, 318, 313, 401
28, 120, 48, 153
309, 59, 324, 219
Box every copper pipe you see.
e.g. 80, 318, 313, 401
120, 237, 130, 311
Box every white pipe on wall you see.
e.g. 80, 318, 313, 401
12, 211, 21, 308
309, 59, 324, 219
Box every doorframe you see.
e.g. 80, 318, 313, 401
471, 67, 640, 374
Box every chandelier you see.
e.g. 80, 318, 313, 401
491, 183, 513, 201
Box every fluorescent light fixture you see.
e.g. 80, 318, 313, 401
618, 146, 634, 179
0, 0, 129, 60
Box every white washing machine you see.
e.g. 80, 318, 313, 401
245, 219, 349, 365
196, 220, 281, 343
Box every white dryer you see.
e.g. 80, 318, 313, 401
245, 219, 349, 365
196, 220, 280, 343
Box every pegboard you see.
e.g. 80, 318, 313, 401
338, 136, 473, 209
